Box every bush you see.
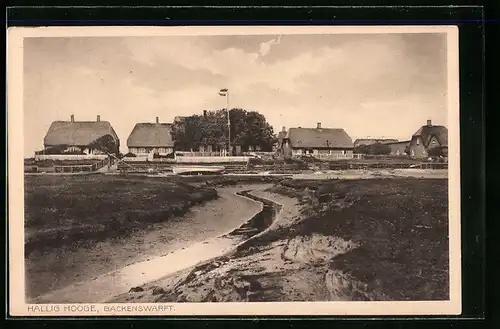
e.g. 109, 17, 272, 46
354, 143, 391, 155
354, 144, 370, 155
298, 155, 323, 163
369, 143, 391, 155
153, 152, 176, 159
427, 146, 447, 158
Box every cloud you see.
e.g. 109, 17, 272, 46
258, 35, 282, 57
23, 33, 448, 157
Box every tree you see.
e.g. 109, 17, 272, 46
88, 134, 120, 155
354, 144, 370, 154
172, 108, 275, 152
368, 143, 391, 155
171, 116, 204, 151
229, 109, 275, 151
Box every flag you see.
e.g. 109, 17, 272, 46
219, 88, 228, 96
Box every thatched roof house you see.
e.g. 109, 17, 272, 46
282, 123, 354, 157
412, 122, 448, 147
43, 115, 119, 154
408, 120, 448, 158
285, 123, 353, 149
126, 117, 174, 155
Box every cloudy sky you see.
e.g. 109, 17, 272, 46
23, 32, 448, 156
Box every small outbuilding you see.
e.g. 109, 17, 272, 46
384, 140, 411, 156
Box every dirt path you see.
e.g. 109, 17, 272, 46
27, 185, 270, 303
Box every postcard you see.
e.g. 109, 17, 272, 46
7, 25, 460, 316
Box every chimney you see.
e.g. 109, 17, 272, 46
203, 110, 207, 118
282, 126, 286, 132
70, 115, 74, 122
427, 119, 432, 126
317, 122, 322, 129
97, 115, 100, 122
156, 117, 159, 124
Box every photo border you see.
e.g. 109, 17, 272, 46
5, 5, 486, 323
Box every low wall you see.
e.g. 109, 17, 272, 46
122, 156, 151, 162
35, 154, 107, 161
176, 156, 251, 163
307, 154, 355, 160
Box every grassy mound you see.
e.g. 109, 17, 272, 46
269, 178, 449, 300
24, 175, 217, 255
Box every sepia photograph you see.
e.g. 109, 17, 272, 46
8, 26, 461, 316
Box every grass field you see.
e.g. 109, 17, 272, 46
24, 173, 449, 301
119, 177, 450, 303
269, 178, 449, 300
24, 174, 218, 255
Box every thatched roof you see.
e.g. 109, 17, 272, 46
354, 138, 399, 147
285, 127, 353, 149
127, 123, 174, 148
412, 125, 448, 147
385, 140, 410, 146
44, 121, 119, 147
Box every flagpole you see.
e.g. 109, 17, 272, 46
219, 88, 230, 156
227, 90, 230, 156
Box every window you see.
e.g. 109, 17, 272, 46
139, 148, 146, 154
416, 138, 420, 145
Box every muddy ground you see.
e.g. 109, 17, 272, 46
26, 183, 265, 301
111, 178, 449, 303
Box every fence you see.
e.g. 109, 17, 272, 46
175, 156, 251, 163
122, 156, 151, 162
49, 158, 109, 174
353, 154, 410, 160
122, 156, 176, 163
35, 154, 108, 161
175, 151, 229, 157
311, 153, 355, 160
326, 162, 448, 171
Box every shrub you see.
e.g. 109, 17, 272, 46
427, 146, 447, 158
354, 143, 391, 155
